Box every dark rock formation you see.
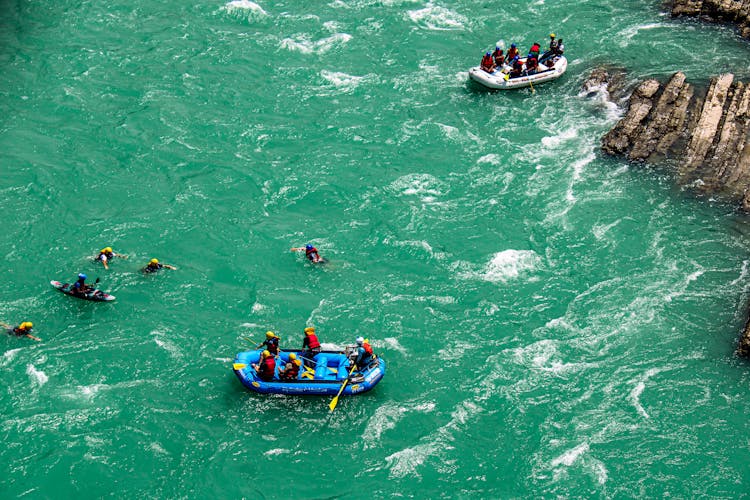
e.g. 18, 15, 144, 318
602, 71, 750, 207
581, 67, 628, 101
671, 0, 750, 39
602, 72, 750, 356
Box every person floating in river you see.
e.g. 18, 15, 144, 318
143, 258, 177, 273
96, 247, 127, 270
480, 51, 495, 73
252, 350, 276, 381
291, 244, 324, 263
257, 331, 280, 355
1, 321, 41, 341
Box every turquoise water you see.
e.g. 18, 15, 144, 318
3, 0, 750, 496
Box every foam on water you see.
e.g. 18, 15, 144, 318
222, 0, 268, 16
406, 3, 467, 30
26, 364, 48, 386
280, 33, 353, 54
480, 250, 542, 283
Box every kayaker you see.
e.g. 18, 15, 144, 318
302, 327, 321, 367
1, 321, 41, 341
96, 247, 126, 270
69, 273, 93, 296
506, 43, 519, 62
143, 258, 177, 273
280, 353, 302, 381
291, 244, 323, 263
257, 331, 280, 355
492, 47, 505, 67
480, 52, 495, 73
252, 350, 276, 381
351, 336, 374, 368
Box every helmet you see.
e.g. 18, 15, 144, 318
100, 248, 108, 254
150, 258, 159, 264
289, 353, 296, 360
78, 273, 87, 280
356, 336, 364, 345
495, 46, 500, 51
304, 327, 315, 334
511, 43, 516, 48
262, 350, 271, 358
265, 331, 275, 338
21, 322, 33, 329
550, 33, 556, 38
305, 244, 313, 251
485, 52, 491, 57
105, 247, 112, 253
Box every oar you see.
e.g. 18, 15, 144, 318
529, 79, 535, 94
329, 363, 357, 412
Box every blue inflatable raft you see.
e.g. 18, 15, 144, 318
233, 349, 386, 396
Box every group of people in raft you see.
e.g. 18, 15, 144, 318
250, 327, 376, 382
480, 33, 565, 77
4, 243, 326, 344
2, 246, 177, 342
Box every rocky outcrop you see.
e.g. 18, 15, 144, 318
672, 0, 750, 39
602, 72, 750, 205
581, 67, 628, 102
602, 71, 750, 356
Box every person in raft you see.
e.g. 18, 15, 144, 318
1, 321, 41, 341
252, 350, 276, 381
505, 43, 519, 63
291, 244, 324, 263
480, 51, 495, 73
143, 258, 177, 273
257, 331, 280, 355
351, 336, 375, 368
280, 353, 302, 381
96, 246, 127, 270
301, 326, 321, 367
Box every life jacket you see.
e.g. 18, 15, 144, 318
264, 338, 279, 354
259, 356, 275, 381
305, 247, 319, 260
363, 341, 373, 356
507, 48, 518, 60
481, 55, 493, 71
550, 39, 559, 50
283, 362, 299, 379
530, 43, 540, 54
304, 333, 320, 350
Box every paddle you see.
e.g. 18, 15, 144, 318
529, 79, 535, 94
329, 363, 357, 412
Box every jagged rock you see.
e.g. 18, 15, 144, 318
739, 320, 750, 357
602, 71, 750, 207
671, 0, 750, 39
582, 66, 628, 101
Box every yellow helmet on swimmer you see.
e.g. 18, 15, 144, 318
20, 322, 33, 329
150, 258, 159, 265
262, 350, 271, 358
105, 247, 112, 253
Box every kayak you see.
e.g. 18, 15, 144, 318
468, 55, 568, 90
50, 280, 116, 302
233, 348, 386, 396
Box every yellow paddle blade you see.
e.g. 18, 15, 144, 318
233, 363, 246, 370
329, 395, 340, 411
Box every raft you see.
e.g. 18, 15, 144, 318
468, 55, 568, 90
233, 349, 386, 396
